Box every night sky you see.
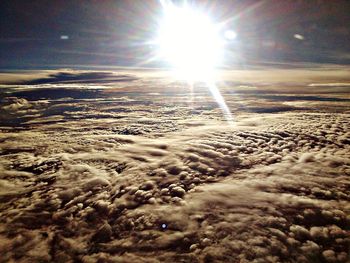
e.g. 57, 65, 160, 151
1, 0, 350, 69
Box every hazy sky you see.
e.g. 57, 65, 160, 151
1, 0, 349, 69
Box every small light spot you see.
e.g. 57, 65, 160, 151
294, 34, 304, 40
224, 30, 237, 40
60, 35, 69, 40
161, 223, 167, 229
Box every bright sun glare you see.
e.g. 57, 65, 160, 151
155, 1, 233, 122
157, 3, 223, 81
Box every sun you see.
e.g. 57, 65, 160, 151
156, 3, 223, 81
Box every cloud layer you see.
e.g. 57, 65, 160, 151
0, 69, 349, 262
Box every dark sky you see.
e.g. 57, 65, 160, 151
0, 0, 349, 69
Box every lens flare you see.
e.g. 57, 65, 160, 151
207, 82, 233, 122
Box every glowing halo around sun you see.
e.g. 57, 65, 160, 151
155, 1, 234, 122
156, 2, 224, 82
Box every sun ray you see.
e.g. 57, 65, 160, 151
154, 0, 234, 122
207, 82, 233, 123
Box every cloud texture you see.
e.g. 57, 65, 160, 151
0, 69, 349, 262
